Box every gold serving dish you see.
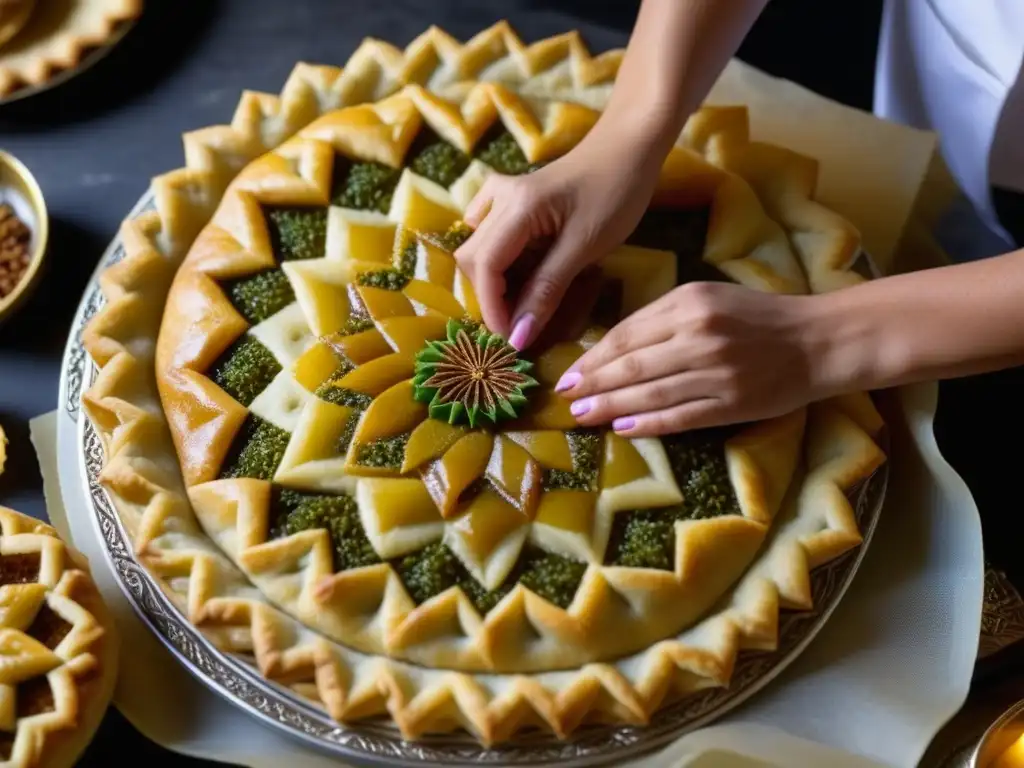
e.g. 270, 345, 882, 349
0, 148, 48, 323
972, 699, 1024, 767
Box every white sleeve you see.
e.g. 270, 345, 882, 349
873, 0, 1024, 240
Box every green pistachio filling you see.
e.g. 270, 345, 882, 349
605, 430, 740, 570
435, 222, 473, 253
223, 268, 295, 325
627, 207, 726, 284
396, 241, 419, 276
336, 413, 359, 456
266, 208, 328, 262
356, 268, 410, 291
409, 135, 471, 188
272, 490, 381, 572
210, 336, 281, 408
475, 130, 532, 175
220, 416, 290, 481
315, 384, 372, 410
332, 160, 401, 213
395, 542, 586, 614
355, 432, 410, 470
514, 549, 588, 608
338, 316, 374, 337
542, 430, 601, 491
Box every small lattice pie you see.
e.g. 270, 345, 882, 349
80, 22, 886, 744
0, 0, 141, 97
0, 507, 118, 768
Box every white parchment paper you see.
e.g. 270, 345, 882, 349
31, 377, 982, 768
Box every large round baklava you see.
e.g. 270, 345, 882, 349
81, 22, 886, 744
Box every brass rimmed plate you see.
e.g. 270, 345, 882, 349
57, 188, 889, 767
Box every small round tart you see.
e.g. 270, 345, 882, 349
80, 23, 887, 744
0, 0, 141, 98
0, 507, 118, 768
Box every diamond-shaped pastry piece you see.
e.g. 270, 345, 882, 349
275, 399, 361, 494
421, 431, 493, 518
345, 380, 427, 478
333, 353, 416, 396
248, 303, 315, 370
601, 433, 651, 489
358, 478, 445, 559
282, 258, 352, 337
530, 489, 601, 563
486, 437, 542, 518
445, 490, 530, 590
401, 420, 467, 473
248, 371, 313, 434
376, 315, 449, 353
325, 207, 397, 270
403, 279, 465, 318
358, 285, 416, 320
503, 430, 575, 472
388, 169, 461, 232
412, 240, 457, 288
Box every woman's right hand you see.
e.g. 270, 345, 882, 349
453, 114, 671, 350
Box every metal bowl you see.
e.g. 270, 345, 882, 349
0, 149, 48, 324
971, 699, 1024, 768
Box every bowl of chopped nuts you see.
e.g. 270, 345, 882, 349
0, 149, 48, 323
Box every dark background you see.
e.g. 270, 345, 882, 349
1, 1, 1020, 764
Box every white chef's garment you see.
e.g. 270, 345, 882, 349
874, 0, 1024, 242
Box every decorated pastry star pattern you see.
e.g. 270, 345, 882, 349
247, 173, 687, 597
276, 189, 684, 598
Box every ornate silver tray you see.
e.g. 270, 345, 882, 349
59, 191, 889, 767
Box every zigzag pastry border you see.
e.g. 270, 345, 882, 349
0, 0, 144, 98
77, 22, 884, 744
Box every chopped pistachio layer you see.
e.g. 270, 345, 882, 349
220, 416, 290, 481
606, 430, 740, 570
266, 207, 328, 262
210, 336, 281, 407
332, 160, 401, 213
273, 490, 381, 572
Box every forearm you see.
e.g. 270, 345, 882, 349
601, 0, 770, 156
813, 249, 1024, 392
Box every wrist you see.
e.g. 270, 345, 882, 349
797, 289, 896, 398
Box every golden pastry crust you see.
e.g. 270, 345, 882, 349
0, 507, 119, 768
0, 0, 141, 97
79, 22, 886, 743
0, 0, 36, 50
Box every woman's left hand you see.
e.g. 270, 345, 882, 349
555, 281, 845, 436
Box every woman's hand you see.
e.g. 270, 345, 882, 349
555, 281, 843, 436
454, 114, 668, 349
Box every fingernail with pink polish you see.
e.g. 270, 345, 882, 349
509, 314, 535, 350
612, 417, 636, 432
555, 372, 582, 393
570, 398, 593, 417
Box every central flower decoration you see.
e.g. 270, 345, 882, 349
279, 196, 686, 609
413, 320, 537, 427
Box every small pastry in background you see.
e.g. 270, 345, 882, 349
0, 0, 37, 50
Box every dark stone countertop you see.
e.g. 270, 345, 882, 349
1, 1, 1021, 765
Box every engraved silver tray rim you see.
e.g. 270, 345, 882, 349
58, 190, 889, 767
